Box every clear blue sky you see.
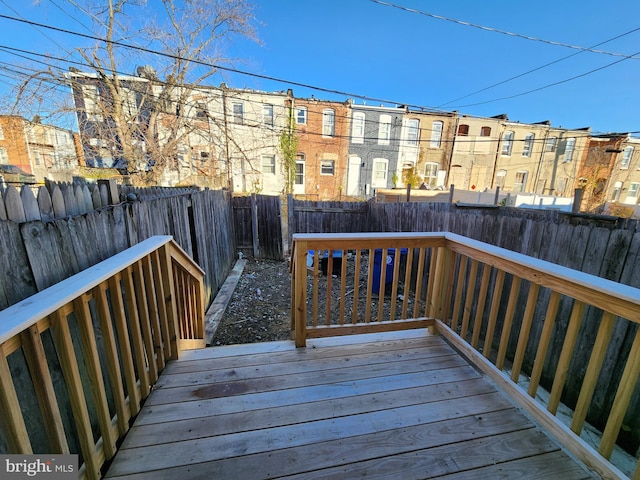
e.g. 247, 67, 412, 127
0, 0, 638, 134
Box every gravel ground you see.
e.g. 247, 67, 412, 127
211, 258, 292, 345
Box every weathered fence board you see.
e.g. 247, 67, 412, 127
232, 194, 283, 261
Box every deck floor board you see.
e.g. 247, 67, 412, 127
105, 330, 598, 479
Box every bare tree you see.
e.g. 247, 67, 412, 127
8, 0, 259, 184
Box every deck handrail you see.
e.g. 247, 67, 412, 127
291, 231, 640, 480
0, 235, 205, 479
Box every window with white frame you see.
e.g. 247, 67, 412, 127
322, 109, 335, 137
351, 112, 365, 144
295, 154, 305, 185
122, 87, 138, 118
522, 133, 534, 157
0, 147, 8, 164
82, 84, 103, 122
563, 138, 576, 162
514, 170, 528, 192
612, 181, 622, 201
320, 159, 335, 175
502, 131, 514, 156
495, 169, 507, 189
232, 103, 243, 124
424, 162, 439, 187
378, 114, 391, 145
545, 137, 557, 152
628, 182, 640, 203
431, 121, 443, 148
372, 158, 388, 188
34, 151, 41, 165
405, 118, 419, 146
262, 104, 274, 127
556, 177, 568, 196
261, 155, 276, 174
621, 146, 634, 169
295, 107, 307, 125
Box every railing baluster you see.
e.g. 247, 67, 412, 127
450, 255, 467, 332
325, 252, 333, 326
151, 249, 172, 360
496, 276, 521, 370
365, 249, 374, 323
108, 273, 141, 415
412, 248, 426, 319
20, 324, 68, 453
352, 250, 361, 324
142, 255, 165, 371
460, 259, 479, 340
378, 248, 388, 311
471, 264, 492, 349
339, 250, 347, 325
93, 281, 129, 436
571, 311, 616, 435
424, 247, 438, 318
599, 325, 640, 459
401, 247, 414, 320
390, 248, 401, 321
510, 283, 540, 382
528, 291, 561, 397
312, 250, 319, 327
548, 300, 586, 415
159, 244, 180, 358
50, 308, 100, 480
0, 346, 32, 453
483, 270, 505, 359
74, 294, 117, 459
132, 261, 158, 384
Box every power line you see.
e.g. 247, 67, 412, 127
437, 25, 640, 107
370, 0, 640, 60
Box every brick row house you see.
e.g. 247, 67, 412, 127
0, 115, 82, 184
64, 70, 639, 212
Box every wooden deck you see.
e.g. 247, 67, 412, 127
105, 330, 599, 479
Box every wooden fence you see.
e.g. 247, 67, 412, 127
233, 194, 284, 261
0, 236, 205, 479
0, 188, 236, 313
289, 198, 640, 453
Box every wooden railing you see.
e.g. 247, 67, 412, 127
0, 236, 205, 479
291, 232, 640, 480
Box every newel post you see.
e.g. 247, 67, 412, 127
294, 240, 308, 347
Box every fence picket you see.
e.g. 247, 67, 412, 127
4, 186, 25, 223
0, 193, 6, 221
37, 187, 54, 221
20, 186, 40, 222
51, 186, 66, 218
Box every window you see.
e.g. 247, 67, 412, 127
261, 155, 275, 174
405, 119, 419, 146
628, 183, 640, 202
351, 112, 365, 144
424, 162, 439, 187
514, 171, 528, 193
320, 159, 335, 175
322, 109, 335, 137
122, 87, 137, 118
295, 154, 305, 185
612, 181, 622, 201
372, 158, 388, 188
457, 124, 469, 136
262, 104, 274, 127
431, 121, 443, 148
495, 169, 507, 189
82, 84, 103, 122
480, 126, 491, 137
545, 137, 557, 152
502, 131, 514, 156
200, 151, 210, 162
295, 107, 307, 125
89, 138, 108, 148
378, 114, 391, 145
556, 177, 568, 196
34, 150, 41, 165
522, 133, 534, 157
195, 102, 208, 120
0, 125, 4, 140
232, 103, 244, 124
563, 138, 576, 162
621, 146, 634, 169
0, 147, 7, 164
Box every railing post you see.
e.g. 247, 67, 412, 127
294, 240, 308, 347
160, 244, 181, 359
429, 247, 453, 333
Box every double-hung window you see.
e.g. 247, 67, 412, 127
322, 109, 335, 137
378, 115, 391, 145
502, 131, 514, 156
351, 112, 365, 144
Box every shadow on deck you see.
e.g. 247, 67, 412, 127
105, 330, 598, 479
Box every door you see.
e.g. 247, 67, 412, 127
293, 158, 305, 194
347, 157, 361, 196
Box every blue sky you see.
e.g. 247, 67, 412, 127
0, 0, 638, 134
